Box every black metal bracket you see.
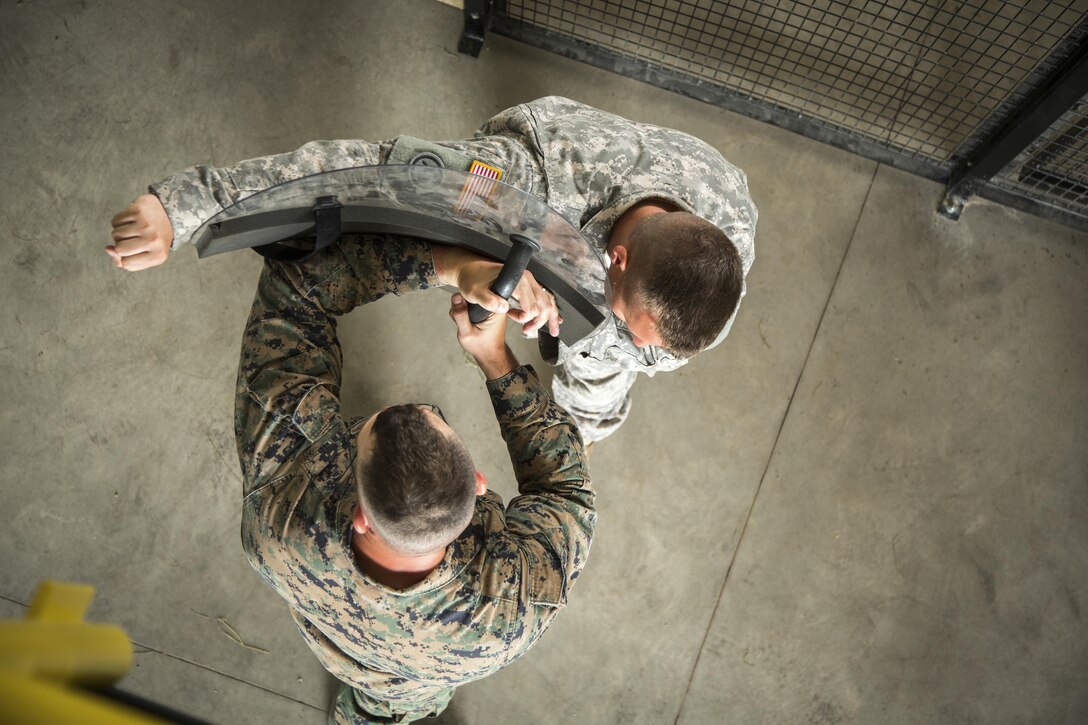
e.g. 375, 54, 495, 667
457, 0, 493, 57
312, 195, 343, 249
939, 37, 1088, 221
252, 195, 342, 262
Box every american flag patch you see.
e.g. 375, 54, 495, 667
456, 160, 504, 213
468, 160, 503, 181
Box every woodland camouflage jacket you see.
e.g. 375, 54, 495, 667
234, 235, 593, 711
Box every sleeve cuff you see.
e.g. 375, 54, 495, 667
149, 165, 235, 250
485, 365, 545, 423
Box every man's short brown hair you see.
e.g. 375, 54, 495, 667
623, 211, 743, 358
356, 405, 477, 555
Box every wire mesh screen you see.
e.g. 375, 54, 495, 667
495, 0, 1087, 170
990, 96, 1088, 214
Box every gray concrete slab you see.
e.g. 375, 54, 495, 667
120, 647, 325, 724
678, 166, 1088, 724
0, 596, 27, 619
6, 0, 1085, 723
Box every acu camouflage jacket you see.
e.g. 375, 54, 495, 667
151, 96, 756, 374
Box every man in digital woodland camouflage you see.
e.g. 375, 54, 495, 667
109, 96, 756, 446
106, 217, 593, 722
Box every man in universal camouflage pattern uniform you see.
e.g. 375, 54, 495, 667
109, 97, 757, 444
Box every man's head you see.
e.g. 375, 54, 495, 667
609, 210, 743, 358
353, 404, 480, 556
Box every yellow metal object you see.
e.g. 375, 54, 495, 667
0, 581, 173, 723
0, 580, 132, 687
26, 580, 96, 623
0, 670, 164, 725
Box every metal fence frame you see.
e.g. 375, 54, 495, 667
459, 0, 1088, 233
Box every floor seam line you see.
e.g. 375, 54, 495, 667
671, 164, 881, 725
127, 638, 325, 712
3, 592, 323, 713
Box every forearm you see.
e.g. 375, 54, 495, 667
235, 236, 435, 491
326, 235, 439, 315
472, 344, 519, 381
431, 244, 474, 287
235, 260, 344, 493
488, 366, 595, 590
436, 244, 561, 337
151, 139, 389, 249
488, 367, 591, 500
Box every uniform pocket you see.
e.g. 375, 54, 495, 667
522, 533, 569, 607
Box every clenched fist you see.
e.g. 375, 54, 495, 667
107, 194, 173, 271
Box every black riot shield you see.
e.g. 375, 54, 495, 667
191, 166, 609, 351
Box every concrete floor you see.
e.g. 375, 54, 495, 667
2, 1, 1087, 723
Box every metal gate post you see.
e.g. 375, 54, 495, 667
458, 0, 494, 57
940, 40, 1088, 220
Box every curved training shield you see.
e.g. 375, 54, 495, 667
191, 166, 608, 348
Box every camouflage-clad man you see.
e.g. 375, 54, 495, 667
143, 227, 594, 721
108, 96, 757, 443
